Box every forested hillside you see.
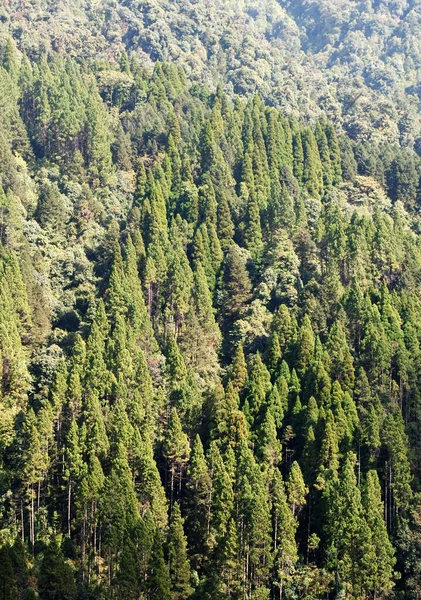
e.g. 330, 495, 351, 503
2, 0, 421, 147
1, 5, 421, 600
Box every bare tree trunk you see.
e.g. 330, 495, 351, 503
178, 464, 183, 497
29, 484, 35, 553
307, 495, 312, 564
384, 460, 388, 530
67, 478, 72, 537
170, 465, 175, 509
21, 500, 25, 543
274, 515, 278, 553
81, 505, 87, 581
98, 529, 102, 577
93, 500, 97, 568
389, 465, 393, 528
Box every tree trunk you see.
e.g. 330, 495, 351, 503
170, 465, 175, 509
31, 490, 35, 552
81, 504, 87, 580
67, 478, 72, 537
21, 499, 25, 543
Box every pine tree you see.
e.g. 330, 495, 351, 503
230, 343, 248, 392
301, 128, 323, 200
38, 537, 77, 600
167, 503, 192, 600
164, 408, 190, 506
267, 181, 295, 232
133, 430, 168, 529
116, 538, 140, 600
179, 261, 220, 381
166, 219, 194, 334
295, 315, 315, 377
271, 468, 298, 600
290, 117, 304, 182
325, 452, 376, 597
244, 192, 263, 258
3, 39, 18, 82
221, 243, 252, 325
208, 442, 235, 544
266, 332, 281, 375
244, 353, 272, 422
64, 419, 83, 537
216, 517, 242, 599
324, 120, 342, 185
0, 545, 18, 600
286, 461, 308, 517
106, 240, 126, 318
185, 435, 212, 565
383, 410, 413, 520
315, 119, 333, 191
326, 321, 355, 392
362, 471, 396, 597
217, 189, 234, 250
148, 532, 171, 600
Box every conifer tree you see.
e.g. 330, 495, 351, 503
325, 452, 375, 597
221, 243, 252, 325
116, 538, 140, 600
0, 545, 18, 600
287, 461, 308, 517
315, 119, 333, 191
148, 532, 171, 600
230, 343, 248, 392
301, 128, 323, 200
244, 353, 272, 422
180, 261, 220, 380
244, 192, 263, 258
185, 435, 212, 566
208, 442, 235, 544
164, 408, 190, 506
167, 503, 192, 600
217, 189, 235, 250
38, 537, 77, 600
295, 315, 315, 377
290, 117, 304, 182
0, 41, 420, 600
133, 430, 168, 529
3, 39, 18, 82
272, 468, 298, 600
362, 471, 396, 597
324, 120, 342, 185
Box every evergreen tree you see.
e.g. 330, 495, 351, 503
362, 471, 396, 597
38, 538, 77, 600
272, 469, 298, 600
185, 434, 212, 566
116, 538, 140, 600
0, 545, 18, 600
221, 243, 252, 325
325, 452, 376, 597
164, 408, 190, 505
167, 503, 192, 600
148, 532, 171, 600
301, 128, 323, 200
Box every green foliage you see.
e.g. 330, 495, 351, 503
38, 538, 76, 600
0, 26, 419, 600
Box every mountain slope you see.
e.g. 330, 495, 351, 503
1, 4, 421, 600
2, 0, 421, 146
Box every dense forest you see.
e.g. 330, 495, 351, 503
2, 0, 421, 146
2, 2, 421, 599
